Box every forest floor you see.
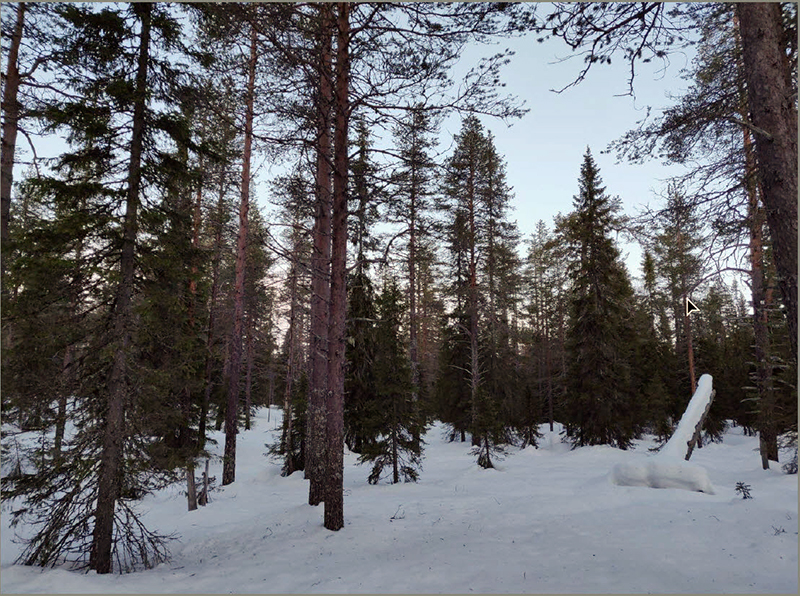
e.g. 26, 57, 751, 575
2, 407, 797, 594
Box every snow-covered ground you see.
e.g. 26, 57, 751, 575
2, 407, 797, 594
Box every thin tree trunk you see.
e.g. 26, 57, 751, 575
176, 114, 197, 511
184, 155, 204, 511
282, 234, 300, 475
244, 320, 254, 431
53, 350, 70, 464
468, 159, 480, 448
408, 165, 420, 451
306, 3, 334, 506
1, 1, 24, 268
391, 398, 399, 483
89, 3, 151, 574
186, 466, 198, 511
546, 314, 554, 432
737, 3, 798, 361
222, 24, 257, 486
323, 2, 349, 532
198, 458, 209, 506
199, 179, 226, 448
684, 301, 696, 395
683, 278, 698, 446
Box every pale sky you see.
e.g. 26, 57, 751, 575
439, 30, 697, 281
10, 6, 700, 284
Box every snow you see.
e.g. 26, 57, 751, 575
659, 374, 715, 461
2, 406, 797, 594
611, 374, 716, 494
610, 459, 715, 494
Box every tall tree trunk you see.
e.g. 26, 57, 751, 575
468, 161, 480, 448
176, 117, 197, 511
222, 24, 257, 486
199, 180, 225, 449
323, 2, 349, 532
306, 3, 334, 506
184, 156, 205, 511
89, 2, 151, 574
733, 10, 780, 468
751, 185, 778, 469
409, 171, 421, 450
1, 1, 24, 271
282, 231, 301, 475
737, 3, 798, 361
684, 299, 696, 395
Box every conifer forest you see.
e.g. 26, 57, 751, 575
1, 2, 797, 592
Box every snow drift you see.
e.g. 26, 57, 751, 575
611, 374, 715, 493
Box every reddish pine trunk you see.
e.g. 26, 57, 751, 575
306, 3, 334, 506
90, 2, 151, 574
737, 3, 798, 360
1, 2, 24, 260
222, 25, 257, 486
323, 2, 350, 532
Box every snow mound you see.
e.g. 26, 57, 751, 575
611, 374, 715, 494
611, 459, 715, 493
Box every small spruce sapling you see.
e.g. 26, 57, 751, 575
734, 481, 753, 499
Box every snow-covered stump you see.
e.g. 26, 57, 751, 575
611, 374, 716, 494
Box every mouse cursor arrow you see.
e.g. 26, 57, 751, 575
685, 297, 699, 316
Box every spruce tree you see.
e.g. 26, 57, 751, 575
633, 250, 674, 444
344, 267, 379, 454
359, 275, 423, 484
2, 2, 204, 572
562, 148, 637, 449
434, 313, 473, 443
390, 105, 439, 449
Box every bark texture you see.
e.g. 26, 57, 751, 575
89, 2, 151, 574
323, 2, 350, 532
737, 3, 798, 360
306, 3, 334, 506
222, 24, 257, 486
1, 2, 24, 270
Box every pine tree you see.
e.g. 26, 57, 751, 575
651, 186, 706, 424
523, 220, 569, 436
562, 148, 637, 449
437, 116, 522, 464
270, 167, 313, 476
390, 105, 439, 449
